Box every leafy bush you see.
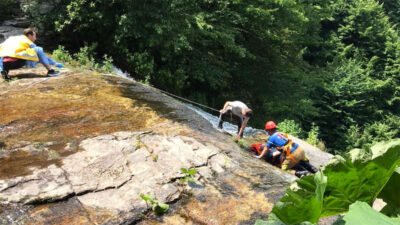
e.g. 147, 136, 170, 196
100, 54, 113, 73
74, 46, 95, 68
277, 120, 304, 138
256, 139, 400, 224
52, 45, 73, 64
52, 45, 114, 73
345, 115, 400, 150
306, 123, 320, 146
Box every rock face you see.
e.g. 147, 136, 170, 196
0, 67, 329, 224
0, 1, 28, 43
0, 0, 57, 43
0, 24, 24, 43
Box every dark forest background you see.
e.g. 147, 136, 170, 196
4, 0, 400, 153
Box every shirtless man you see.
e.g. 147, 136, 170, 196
218, 101, 252, 141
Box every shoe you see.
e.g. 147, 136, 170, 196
47, 69, 60, 77
1, 70, 10, 80
295, 170, 312, 178
301, 161, 318, 173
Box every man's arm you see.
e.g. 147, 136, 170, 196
236, 117, 249, 140
256, 146, 270, 159
219, 101, 231, 114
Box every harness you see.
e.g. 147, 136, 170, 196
274, 133, 298, 166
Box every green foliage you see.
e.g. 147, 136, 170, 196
236, 138, 245, 147
25, 0, 328, 129
306, 123, 320, 146
255, 213, 313, 225
311, 0, 400, 152
345, 114, 400, 150
74, 46, 96, 68
139, 194, 169, 215
100, 54, 113, 73
126, 52, 154, 83
258, 139, 400, 224
378, 167, 400, 217
52, 45, 73, 64
0, 0, 17, 20
25, 0, 400, 153
52, 45, 114, 73
48, 150, 60, 160
380, 0, 400, 25
180, 168, 197, 184
277, 120, 304, 138
273, 171, 327, 224
333, 201, 400, 225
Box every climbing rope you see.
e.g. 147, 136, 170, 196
154, 88, 221, 114
106, 72, 221, 114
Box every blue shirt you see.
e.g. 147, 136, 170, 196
266, 132, 299, 153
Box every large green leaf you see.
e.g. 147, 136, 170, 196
270, 171, 327, 224
254, 213, 314, 225
322, 139, 400, 217
333, 201, 399, 225
264, 139, 400, 224
378, 166, 400, 217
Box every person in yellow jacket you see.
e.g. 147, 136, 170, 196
0, 28, 63, 80
255, 121, 318, 178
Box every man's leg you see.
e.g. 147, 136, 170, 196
235, 115, 243, 137
218, 111, 229, 129
1, 57, 7, 80
0, 57, 3, 73
299, 160, 318, 173
292, 163, 312, 178
2, 59, 26, 80
28, 47, 60, 77
1, 70, 10, 80
33, 46, 56, 69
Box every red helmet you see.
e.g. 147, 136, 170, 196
265, 121, 277, 130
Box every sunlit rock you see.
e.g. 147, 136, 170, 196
0, 67, 330, 224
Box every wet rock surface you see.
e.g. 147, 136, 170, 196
0, 68, 329, 224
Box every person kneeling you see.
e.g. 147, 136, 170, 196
0, 28, 63, 80
255, 121, 318, 178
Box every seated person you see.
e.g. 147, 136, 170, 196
0, 28, 63, 80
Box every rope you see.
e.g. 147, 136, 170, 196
111, 73, 221, 114
156, 88, 221, 113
